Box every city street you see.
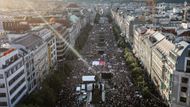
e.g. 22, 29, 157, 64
58, 17, 133, 107
59, 17, 160, 107
1, 1, 190, 107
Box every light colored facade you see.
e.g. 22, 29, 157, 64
132, 25, 190, 106
32, 26, 57, 68
133, 27, 166, 76
52, 23, 70, 63
80, 16, 87, 28
33, 41, 48, 88
0, 25, 57, 107
0, 48, 27, 107
152, 39, 175, 101
112, 3, 190, 107
68, 24, 79, 47
111, 9, 135, 44
69, 14, 81, 46
22, 50, 35, 94
13, 34, 49, 91
133, 25, 190, 106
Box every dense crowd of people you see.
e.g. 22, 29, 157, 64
59, 17, 164, 107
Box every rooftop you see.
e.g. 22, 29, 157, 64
174, 41, 189, 56
13, 34, 44, 51
155, 39, 175, 56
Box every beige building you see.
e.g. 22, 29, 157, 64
152, 38, 175, 101
133, 25, 177, 104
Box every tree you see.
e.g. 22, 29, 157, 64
117, 37, 126, 48
142, 86, 149, 98
131, 69, 141, 79
24, 91, 43, 106
128, 62, 138, 69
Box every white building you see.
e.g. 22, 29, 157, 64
13, 34, 49, 91
0, 48, 27, 107
69, 14, 81, 46
32, 26, 57, 69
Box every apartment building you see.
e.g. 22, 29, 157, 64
0, 48, 27, 107
13, 34, 49, 91
0, 24, 59, 107
52, 23, 70, 63
32, 26, 57, 69
152, 38, 174, 101
111, 8, 135, 44
171, 41, 190, 107
69, 14, 81, 46
132, 24, 190, 106
133, 27, 165, 75
22, 49, 35, 94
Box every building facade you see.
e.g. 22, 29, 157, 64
171, 41, 190, 107
52, 24, 70, 63
13, 34, 49, 92
32, 26, 57, 69
0, 48, 27, 107
114, 14, 190, 106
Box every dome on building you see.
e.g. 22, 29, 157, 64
69, 15, 79, 23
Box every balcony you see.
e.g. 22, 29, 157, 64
1, 55, 20, 69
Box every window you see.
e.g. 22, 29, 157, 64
10, 78, 25, 95
186, 68, 190, 73
0, 74, 3, 79
0, 93, 6, 97
0, 83, 5, 88
5, 71, 9, 78
26, 62, 29, 68
180, 97, 187, 103
182, 77, 189, 83
188, 50, 190, 57
11, 68, 14, 74
18, 63, 21, 68
9, 70, 24, 86
0, 102, 7, 106
11, 86, 26, 104
187, 60, 190, 66
181, 87, 188, 93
